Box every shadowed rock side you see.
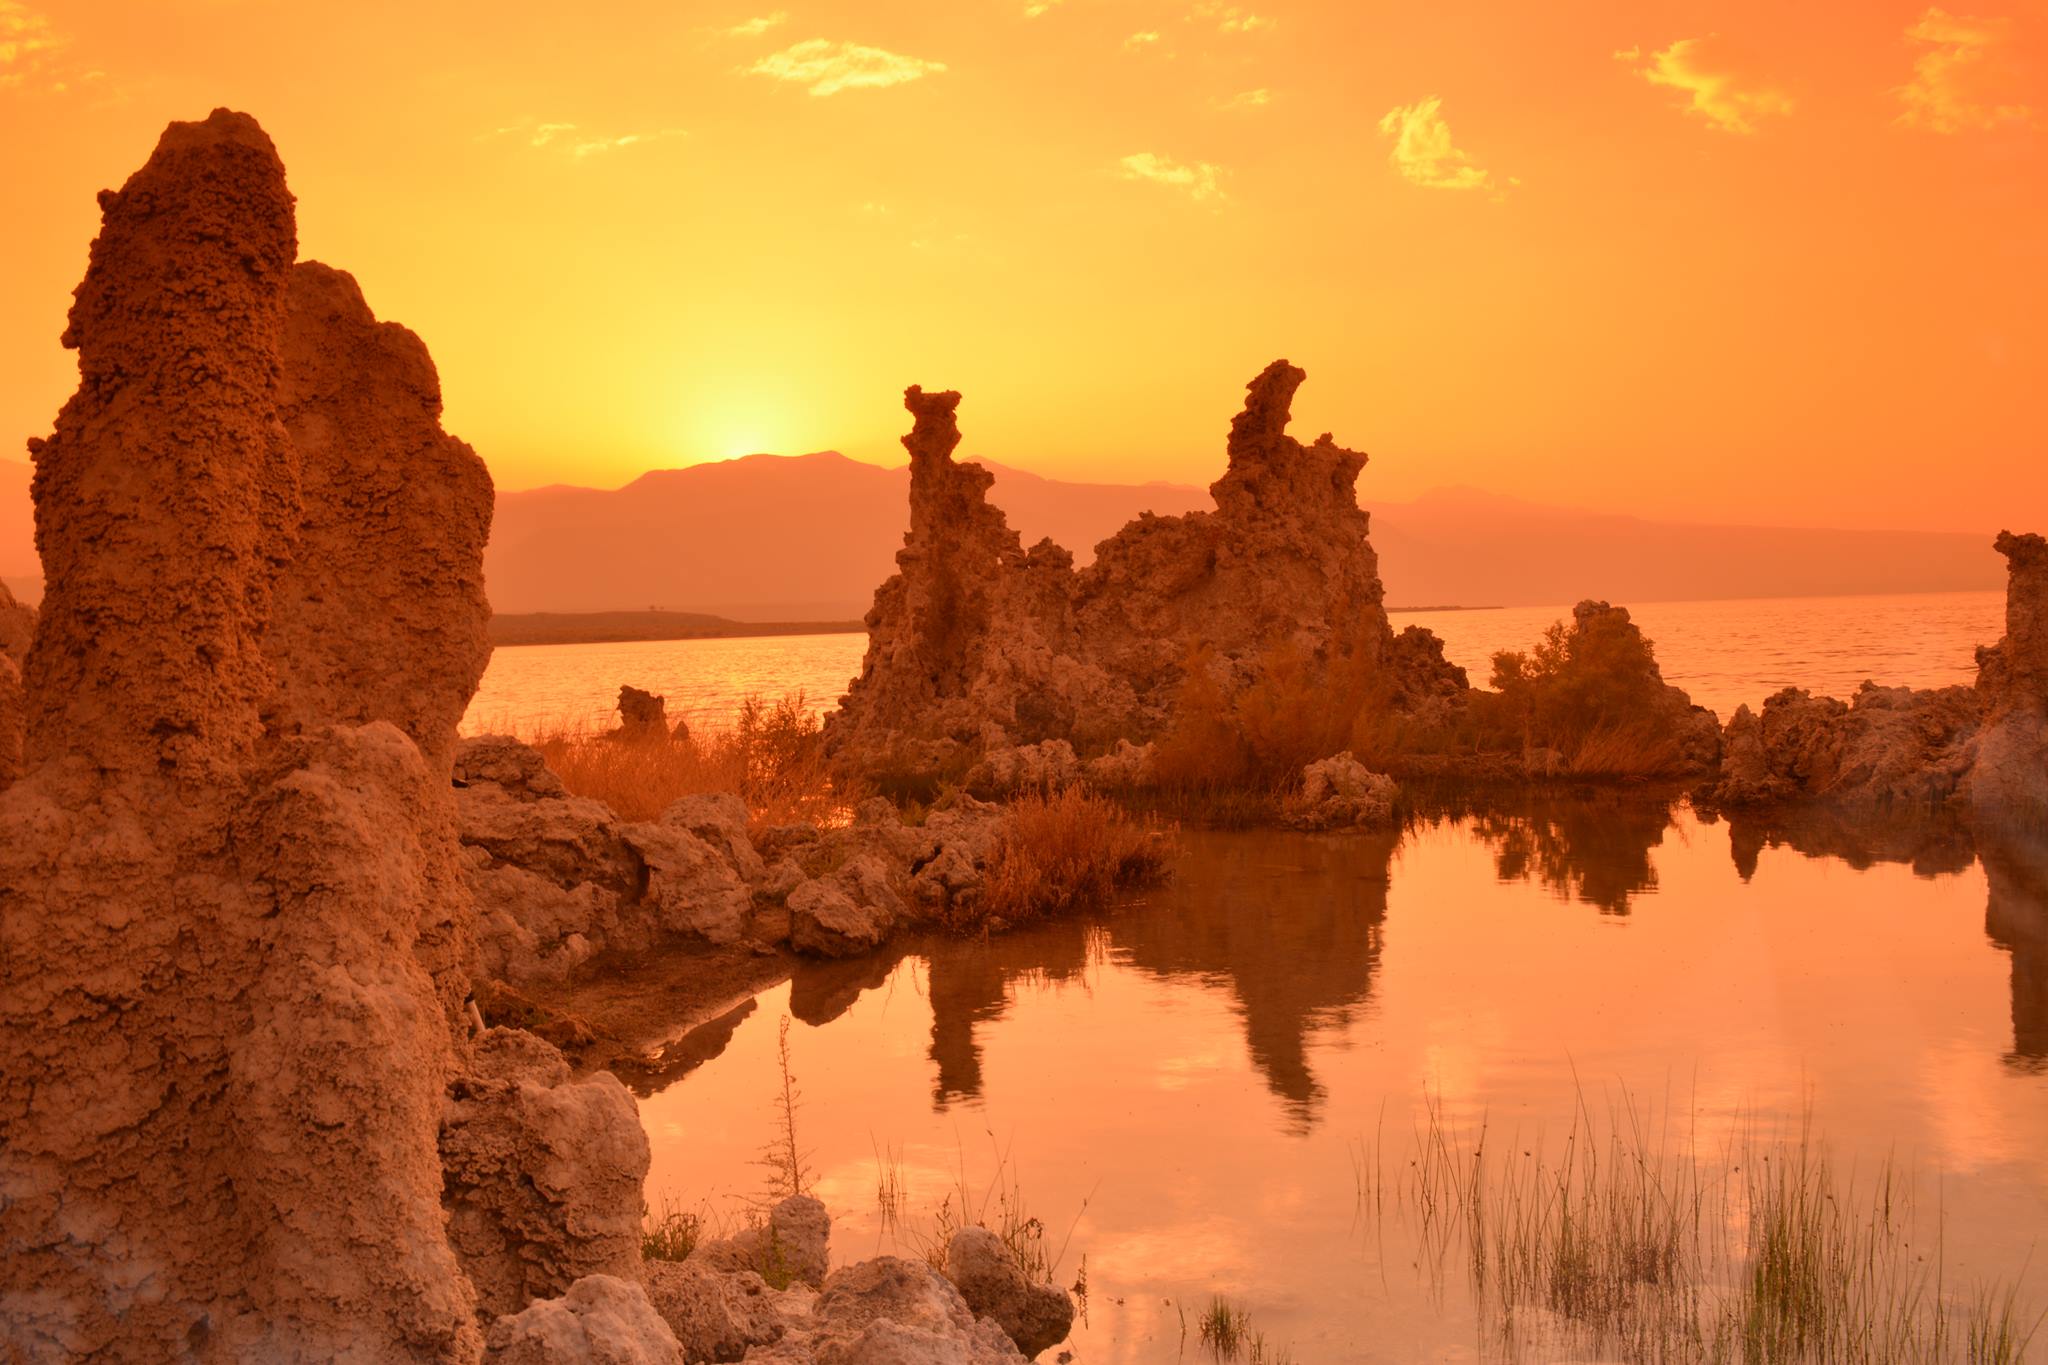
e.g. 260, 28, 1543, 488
825, 363, 1430, 779
268, 260, 495, 775
0, 580, 26, 786
1707, 530, 2046, 820
0, 110, 643, 1363
1968, 531, 2048, 825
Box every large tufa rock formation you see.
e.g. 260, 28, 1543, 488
1967, 531, 2048, 824
826, 361, 1422, 776
0, 109, 649, 1361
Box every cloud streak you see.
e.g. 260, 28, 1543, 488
1377, 97, 1500, 191
722, 12, 787, 38
1896, 7, 2033, 132
1118, 152, 1225, 202
1619, 38, 1792, 134
748, 39, 946, 96
488, 120, 686, 158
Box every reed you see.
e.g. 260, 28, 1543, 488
1358, 1089, 2044, 1363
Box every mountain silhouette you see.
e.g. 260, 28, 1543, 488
0, 452, 2001, 614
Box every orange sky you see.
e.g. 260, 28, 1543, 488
1, 0, 2042, 531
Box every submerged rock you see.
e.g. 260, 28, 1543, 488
1288, 751, 1399, 829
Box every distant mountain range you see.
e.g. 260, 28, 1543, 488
0, 451, 2005, 615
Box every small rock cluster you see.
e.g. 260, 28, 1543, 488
456, 737, 1021, 982
635, 1195, 1075, 1364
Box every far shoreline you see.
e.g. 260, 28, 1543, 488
490, 610, 865, 648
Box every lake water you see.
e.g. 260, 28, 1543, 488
474, 589, 2045, 1359
637, 806, 2048, 1363
463, 590, 2005, 735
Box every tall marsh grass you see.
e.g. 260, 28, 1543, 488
1356, 1090, 2043, 1363
520, 691, 841, 825
954, 786, 1174, 931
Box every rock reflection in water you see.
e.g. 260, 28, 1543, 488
716, 799, 2048, 1129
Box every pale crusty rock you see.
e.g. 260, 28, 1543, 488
442, 1029, 652, 1318
0, 109, 490, 1361
266, 261, 494, 775
690, 1194, 832, 1289
965, 738, 1081, 797
1966, 531, 2048, 822
943, 1226, 1076, 1357
1710, 683, 1981, 808
1083, 738, 1156, 789
1287, 751, 1399, 829
458, 731, 572, 799
825, 363, 1428, 781
745, 1257, 1027, 1365
642, 1259, 805, 1362
482, 1274, 684, 1364
662, 790, 767, 882
789, 877, 892, 958
456, 737, 769, 981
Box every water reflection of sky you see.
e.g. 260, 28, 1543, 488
637, 803, 2048, 1363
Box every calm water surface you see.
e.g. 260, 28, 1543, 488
638, 808, 2048, 1362
463, 590, 2004, 734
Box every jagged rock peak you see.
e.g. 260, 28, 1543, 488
903, 385, 965, 467
28, 104, 297, 778
1993, 530, 2047, 706
1228, 358, 1307, 453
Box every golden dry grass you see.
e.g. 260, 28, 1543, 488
521, 692, 844, 826
952, 786, 1174, 931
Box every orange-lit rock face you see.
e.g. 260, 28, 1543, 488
827, 362, 1399, 773
1967, 531, 2048, 822
0, 110, 509, 1361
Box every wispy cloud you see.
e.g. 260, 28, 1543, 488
722, 12, 787, 38
487, 120, 686, 158
748, 38, 945, 96
1191, 2, 1272, 34
1618, 38, 1792, 134
1023, 0, 1061, 16
1124, 30, 1162, 52
0, 1, 107, 97
1118, 151, 1226, 202
1215, 87, 1273, 111
1896, 7, 2033, 132
1377, 97, 1502, 191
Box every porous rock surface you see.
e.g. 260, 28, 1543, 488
944, 1227, 1076, 1358
824, 363, 1451, 779
1287, 751, 1399, 829
0, 109, 657, 1361
482, 1275, 685, 1364
1966, 531, 2048, 823
456, 738, 1019, 976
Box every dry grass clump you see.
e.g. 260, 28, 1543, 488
1152, 636, 1390, 795
641, 1194, 707, 1263
525, 691, 841, 825
1357, 1089, 2044, 1363
951, 786, 1173, 931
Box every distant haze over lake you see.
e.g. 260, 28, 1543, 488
0, 452, 2005, 615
